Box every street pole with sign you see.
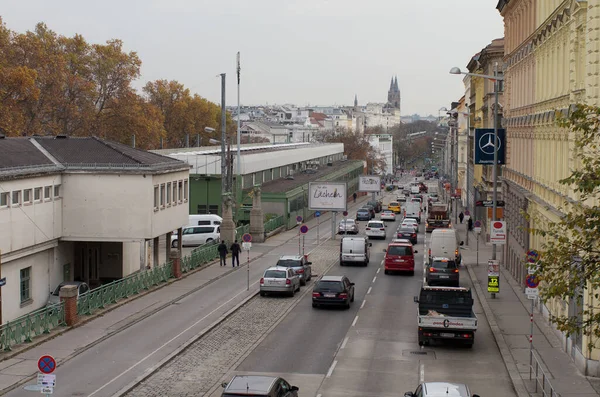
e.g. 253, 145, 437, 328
526, 250, 540, 372
296, 216, 303, 256
242, 233, 252, 291
315, 211, 321, 242
300, 224, 309, 257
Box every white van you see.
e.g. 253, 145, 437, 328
340, 236, 372, 266
404, 201, 422, 223
428, 228, 464, 264
188, 214, 222, 227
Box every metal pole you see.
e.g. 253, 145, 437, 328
491, 62, 499, 298
236, 53, 242, 220
476, 235, 479, 266
466, 110, 470, 246
197, 133, 200, 147
331, 212, 337, 240
220, 73, 227, 196
247, 249, 250, 291
529, 298, 534, 370
302, 235, 305, 257
298, 227, 301, 256
317, 215, 320, 241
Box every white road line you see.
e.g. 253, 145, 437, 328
352, 315, 359, 327
381, 260, 384, 266
420, 363, 425, 383
367, 286, 372, 294
87, 280, 260, 397
340, 336, 349, 349
372, 276, 377, 283
317, 394, 323, 397
360, 299, 366, 309
326, 360, 338, 378
377, 268, 381, 274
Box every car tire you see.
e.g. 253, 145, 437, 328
300, 279, 306, 287
289, 289, 295, 297
351, 293, 355, 302
312, 303, 318, 308
384, 269, 389, 275
206, 238, 213, 244
171, 240, 178, 248
345, 301, 351, 310
260, 291, 266, 297
340, 261, 345, 266
410, 270, 415, 276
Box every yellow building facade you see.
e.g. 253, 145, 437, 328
497, 0, 600, 374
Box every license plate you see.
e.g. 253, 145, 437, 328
439, 275, 449, 278
395, 259, 404, 262
324, 293, 336, 298
440, 333, 454, 338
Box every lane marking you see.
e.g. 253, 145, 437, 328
340, 336, 349, 349
372, 276, 377, 283
377, 268, 381, 274
367, 286, 372, 294
326, 360, 338, 378
87, 280, 260, 397
360, 299, 366, 309
420, 363, 425, 383
352, 315, 359, 327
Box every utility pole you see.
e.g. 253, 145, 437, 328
220, 73, 227, 196
491, 62, 500, 298
236, 53, 242, 220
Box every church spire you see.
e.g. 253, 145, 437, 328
390, 77, 394, 90
354, 94, 358, 108
394, 76, 399, 91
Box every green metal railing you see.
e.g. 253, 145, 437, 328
236, 223, 250, 239
0, 302, 65, 351
77, 261, 173, 316
264, 216, 284, 233
183, 242, 220, 273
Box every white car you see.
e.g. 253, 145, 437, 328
380, 210, 396, 221
171, 225, 220, 247
401, 219, 419, 232
365, 220, 386, 239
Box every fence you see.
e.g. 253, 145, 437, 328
183, 242, 219, 273
530, 350, 560, 397
264, 216, 284, 233
0, 303, 65, 351
236, 223, 250, 239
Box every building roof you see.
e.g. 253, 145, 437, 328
0, 136, 188, 179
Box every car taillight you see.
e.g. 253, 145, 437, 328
339, 293, 348, 299
455, 249, 459, 256
429, 267, 437, 272
380, 228, 385, 231
366, 227, 371, 230
296, 268, 305, 274
412, 233, 416, 238
453, 268, 459, 273
312, 292, 320, 298
286, 279, 292, 285
260, 278, 264, 284
428, 248, 431, 257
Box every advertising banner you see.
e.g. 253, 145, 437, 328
358, 175, 381, 192
308, 182, 347, 211
474, 128, 506, 165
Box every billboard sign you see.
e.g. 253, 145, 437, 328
358, 175, 381, 192
474, 128, 506, 165
309, 182, 347, 211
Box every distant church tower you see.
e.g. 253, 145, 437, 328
353, 94, 358, 111
387, 76, 401, 110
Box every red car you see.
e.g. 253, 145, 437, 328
383, 242, 418, 275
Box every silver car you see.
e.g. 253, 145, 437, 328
338, 219, 359, 234
260, 267, 300, 297
275, 255, 312, 286
47, 281, 90, 306
405, 382, 479, 397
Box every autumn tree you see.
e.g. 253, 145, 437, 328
316, 128, 387, 174
528, 104, 600, 342
391, 120, 439, 166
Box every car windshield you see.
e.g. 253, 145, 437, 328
315, 281, 344, 292
369, 222, 384, 228
382, 210, 393, 214
276, 259, 301, 267
340, 220, 355, 225
264, 270, 287, 278
432, 260, 456, 269
387, 246, 412, 255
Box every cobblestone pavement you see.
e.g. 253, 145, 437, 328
125, 242, 339, 397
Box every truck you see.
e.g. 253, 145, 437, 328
414, 285, 477, 347
426, 203, 450, 233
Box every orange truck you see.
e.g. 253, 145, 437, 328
426, 203, 450, 233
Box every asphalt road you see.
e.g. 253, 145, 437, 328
216, 175, 517, 397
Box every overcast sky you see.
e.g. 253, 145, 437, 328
1, 0, 504, 116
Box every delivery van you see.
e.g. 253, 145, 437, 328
404, 201, 422, 223
428, 228, 464, 264
188, 214, 222, 227
340, 236, 371, 266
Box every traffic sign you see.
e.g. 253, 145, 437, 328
490, 221, 506, 245
0, 277, 5, 287
296, 216, 303, 223
464, 209, 470, 216
343, 211, 348, 217
242, 242, 252, 251
242, 233, 252, 243
525, 274, 540, 288
527, 250, 540, 263
37, 374, 56, 387
37, 356, 56, 374
473, 227, 482, 234
299, 224, 309, 234
474, 220, 482, 228
40, 386, 53, 394
315, 211, 321, 218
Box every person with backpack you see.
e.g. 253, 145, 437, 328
230, 240, 241, 267
217, 241, 228, 266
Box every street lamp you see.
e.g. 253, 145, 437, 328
450, 64, 504, 290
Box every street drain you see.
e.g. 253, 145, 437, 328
410, 351, 428, 355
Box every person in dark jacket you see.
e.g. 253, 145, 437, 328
459, 212, 464, 224
467, 217, 473, 231
230, 240, 241, 267
217, 241, 228, 266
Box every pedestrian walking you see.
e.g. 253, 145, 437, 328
353, 192, 357, 203
467, 217, 473, 231
459, 212, 464, 224
230, 240, 241, 267
217, 241, 228, 266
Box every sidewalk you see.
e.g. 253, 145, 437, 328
452, 202, 599, 397
0, 195, 373, 395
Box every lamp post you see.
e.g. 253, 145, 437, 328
450, 64, 503, 295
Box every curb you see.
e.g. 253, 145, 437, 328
113, 290, 260, 397
465, 263, 530, 397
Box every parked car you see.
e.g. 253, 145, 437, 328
397, 227, 418, 244
275, 255, 312, 286
365, 220, 386, 239
338, 219, 359, 234
221, 375, 299, 397
356, 208, 371, 221
367, 200, 382, 213
312, 275, 355, 309
47, 281, 90, 305
363, 204, 376, 219
259, 266, 300, 297
171, 225, 220, 247
426, 257, 460, 286
404, 382, 478, 397
380, 210, 396, 221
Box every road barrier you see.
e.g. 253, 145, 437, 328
530, 350, 560, 397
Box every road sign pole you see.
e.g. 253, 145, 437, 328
247, 248, 250, 291
476, 236, 479, 266
530, 297, 534, 372
302, 235, 305, 257
298, 227, 301, 256
317, 216, 320, 241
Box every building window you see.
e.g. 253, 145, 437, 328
34, 187, 42, 202
160, 184, 165, 208
20, 267, 31, 303
54, 185, 61, 198
166, 182, 172, 205
153, 185, 159, 209
12, 190, 21, 206
23, 189, 32, 204
172, 182, 177, 205
44, 186, 51, 200
0, 192, 8, 207
184, 179, 188, 200
178, 181, 183, 203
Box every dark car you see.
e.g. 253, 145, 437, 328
363, 204, 376, 219
426, 257, 459, 286
312, 275, 355, 309
356, 208, 371, 221
221, 375, 299, 397
367, 200, 382, 213
397, 227, 418, 244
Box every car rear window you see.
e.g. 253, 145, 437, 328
398, 228, 415, 234
315, 281, 344, 292
264, 270, 286, 278
432, 260, 457, 269
389, 202, 399, 206
387, 246, 412, 255
276, 259, 301, 267
369, 222, 384, 228
358, 209, 369, 214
